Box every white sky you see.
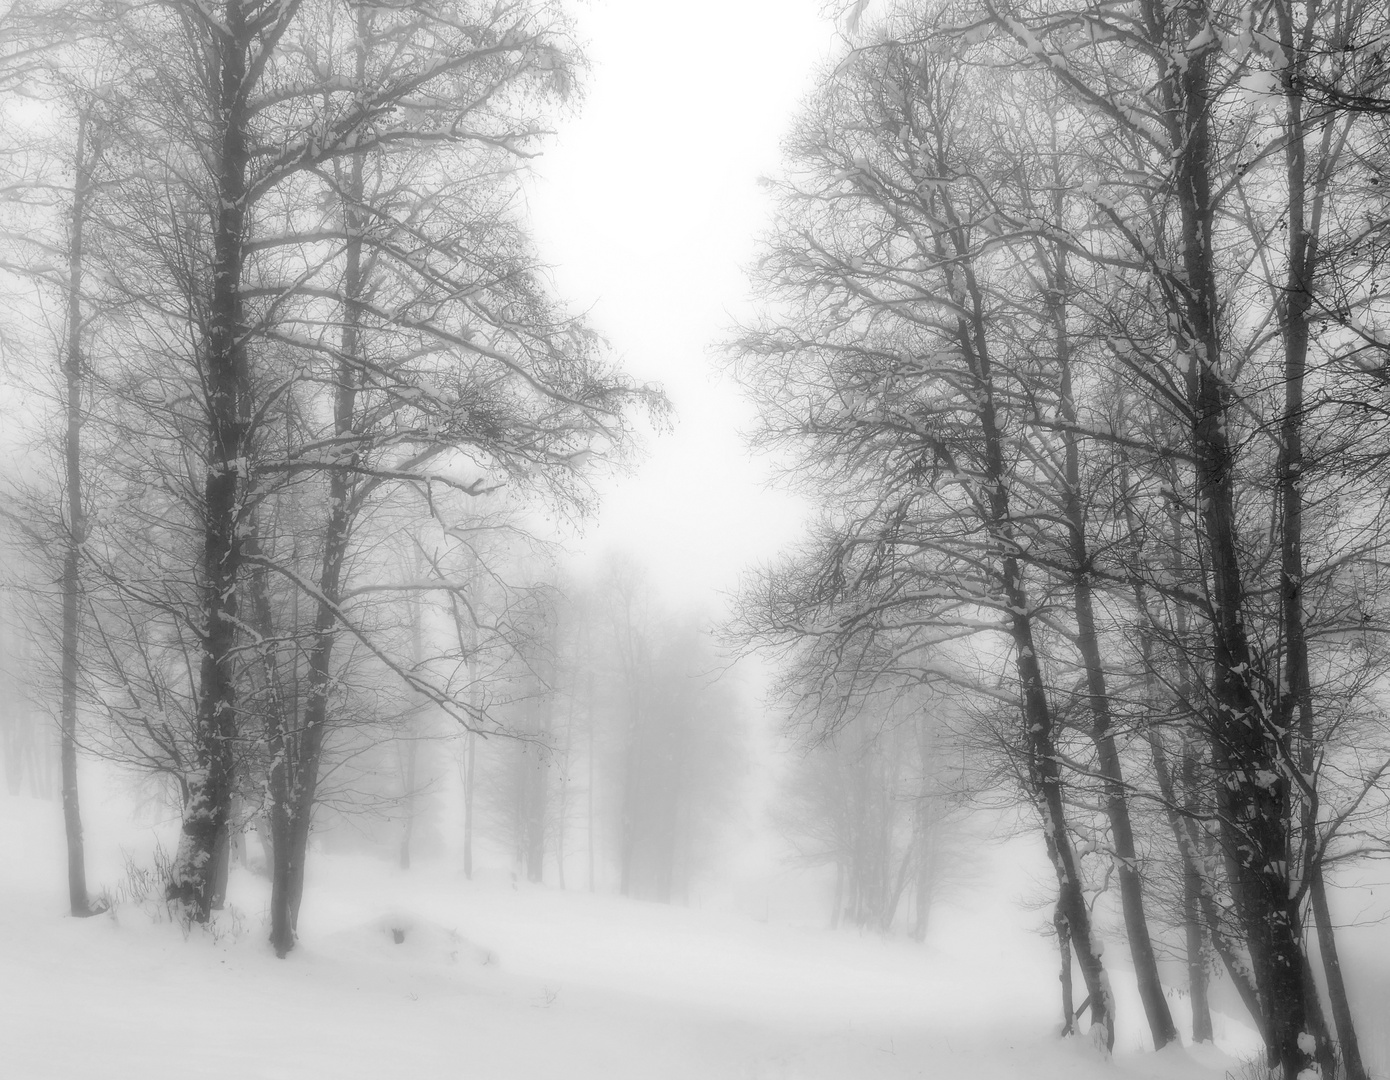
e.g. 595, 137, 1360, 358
527, 0, 838, 608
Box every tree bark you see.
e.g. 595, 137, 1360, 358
1179, 731, 1213, 1045
168, 0, 253, 921
209, 820, 231, 911
1151, 5, 1321, 1069
1056, 901, 1076, 1036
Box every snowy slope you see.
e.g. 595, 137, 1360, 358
0, 794, 1261, 1080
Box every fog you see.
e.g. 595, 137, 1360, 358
4, 0, 1390, 1079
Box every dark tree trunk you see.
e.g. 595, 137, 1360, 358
1056, 902, 1076, 1037
1180, 731, 1212, 1044
1182, 863, 1212, 1044
1148, 7, 1322, 1069
169, 0, 253, 921
209, 820, 231, 910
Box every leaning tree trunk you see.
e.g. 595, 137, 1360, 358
59, 103, 95, 919
1129, 494, 1244, 1043
168, 3, 253, 921
1016, 609, 1113, 1053
1047, 236, 1176, 1049
1146, 723, 1248, 1040
1309, 865, 1367, 1080
959, 249, 1115, 1050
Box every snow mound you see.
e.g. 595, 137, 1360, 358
324, 910, 497, 968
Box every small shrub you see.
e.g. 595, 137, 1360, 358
95, 842, 246, 944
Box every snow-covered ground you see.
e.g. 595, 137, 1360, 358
0, 793, 1270, 1080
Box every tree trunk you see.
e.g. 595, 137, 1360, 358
268, 30, 370, 950
1056, 901, 1076, 1037
209, 820, 231, 911
168, 0, 253, 921
1155, 12, 1321, 1070
1181, 730, 1214, 1044
1153, 728, 1264, 1034
1047, 235, 1176, 1049
1310, 864, 1368, 1080
399, 734, 418, 871
911, 730, 934, 943
585, 693, 595, 892
60, 104, 94, 920
1273, 4, 1359, 1074
247, 524, 297, 956
464, 730, 475, 881
955, 237, 1115, 1051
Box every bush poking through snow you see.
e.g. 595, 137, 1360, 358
95, 842, 246, 945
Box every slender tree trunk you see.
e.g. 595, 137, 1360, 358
951, 237, 1115, 1050
399, 590, 424, 872
525, 740, 544, 884
1310, 865, 1367, 1080
1273, 4, 1363, 1074
269, 29, 370, 950
585, 672, 595, 892
1182, 860, 1212, 1044
1047, 234, 1176, 1049
462, 587, 478, 881
60, 104, 95, 919
1146, 724, 1262, 1035
246, 522, 297, 955
1128, 492, 1237, 1043
399, 734, 418, 871
912, 721, 934, 942
463, 730, 475, 880
556, 690, 574, 890
1179, 731, 1213, 1044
